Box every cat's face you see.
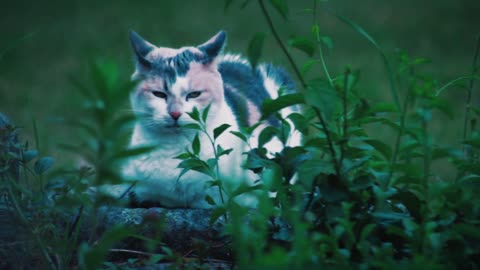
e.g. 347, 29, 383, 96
129, 31, 226, 131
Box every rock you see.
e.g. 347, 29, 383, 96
95, 206, 231, 258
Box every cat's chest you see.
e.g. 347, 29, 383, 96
130, 152, 181, 180
125, 136, 214, 180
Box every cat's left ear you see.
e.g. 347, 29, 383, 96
129, 30, 155, 70
197, 30, 227, 61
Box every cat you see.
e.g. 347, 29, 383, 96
104, 30, 301, 208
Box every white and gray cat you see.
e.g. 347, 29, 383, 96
104, 30, 301, 208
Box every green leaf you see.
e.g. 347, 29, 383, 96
244, 148, 272, 171
202, 104, 211, 122
258, 126, 278, 147
320, 36, 333, 50
230, 130, 248, 142
431, 98, 454, 119
463, 137, 480, 148
371, 211, 408, 220
454, 223, 480, 240
23, 150, 38, 163
217, 145, 234, 157
230, 183, 264, 198
205, 195, 216, 205
174, 152, 192, 160
261, 93, 305, 119
364, 139, 392, 160
192, 133, 200, 155
112, 146, 155, 161
301, 59, 319, 77
298, 158, 335, 188
288, 36, 316, 57
391, 190, 422, 220
214, 124, 231, 140
261, 163, 283, 191
78, 226, 134, 270
187, 107, 200, 122
247, 32, 266, 69
305, 79, 340, 121
319, 181, 349, 203
435, 75, 480, 96
269, 0, 289, 20
359, 224, 376, 242
177, 159, 214, 178
210, 207, 226, 226
34, 157, 54, 175
288, 112, 308, 133
349, 175, 373, 192
368, 102, 399, 114
146, 254, 166, 266
182, 123, 202, 130
243, 122, 262, 135
458, 174, 480, 188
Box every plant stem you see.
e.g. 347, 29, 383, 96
6, 178, 57, 269
462, 35, 480, 157
318, 35, 334, 88
204, 129, 226, 205
340, 69, 350, 165
422, 118, 430, 192
312, 0, 334, 87
387, 67, 413, 186
313, 107, 341, 177
202, 124, 229, 222
258, 0, 306, 89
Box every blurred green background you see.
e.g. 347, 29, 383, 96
1, 0, 479, 167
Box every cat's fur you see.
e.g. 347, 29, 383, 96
105, 30, 301, 208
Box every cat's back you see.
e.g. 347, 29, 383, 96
217, 54, 296, 127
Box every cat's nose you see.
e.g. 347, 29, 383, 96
169, 111, 182, 120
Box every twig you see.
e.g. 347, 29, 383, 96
68, 204, 84, 238
109, 248, 156, 257
258, 0, 306, 89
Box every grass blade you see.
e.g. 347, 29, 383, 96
330, 11, 400, 111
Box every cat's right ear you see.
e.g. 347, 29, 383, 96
129, 30, 155, 70
197, 30, 227, 62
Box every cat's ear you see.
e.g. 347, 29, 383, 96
129, 30, 155, 70
197, 30, 227, 61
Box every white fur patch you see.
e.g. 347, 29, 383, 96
219, 53, 250, 66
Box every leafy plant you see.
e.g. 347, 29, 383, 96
214, 0, 480, 269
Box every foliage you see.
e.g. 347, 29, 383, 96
215, 0, 480, 269
1, 0, 480, 269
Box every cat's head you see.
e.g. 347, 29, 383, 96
128, 30, 226, 131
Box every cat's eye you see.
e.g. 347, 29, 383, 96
152, 91, 167, 99
186, 91, 202, 100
